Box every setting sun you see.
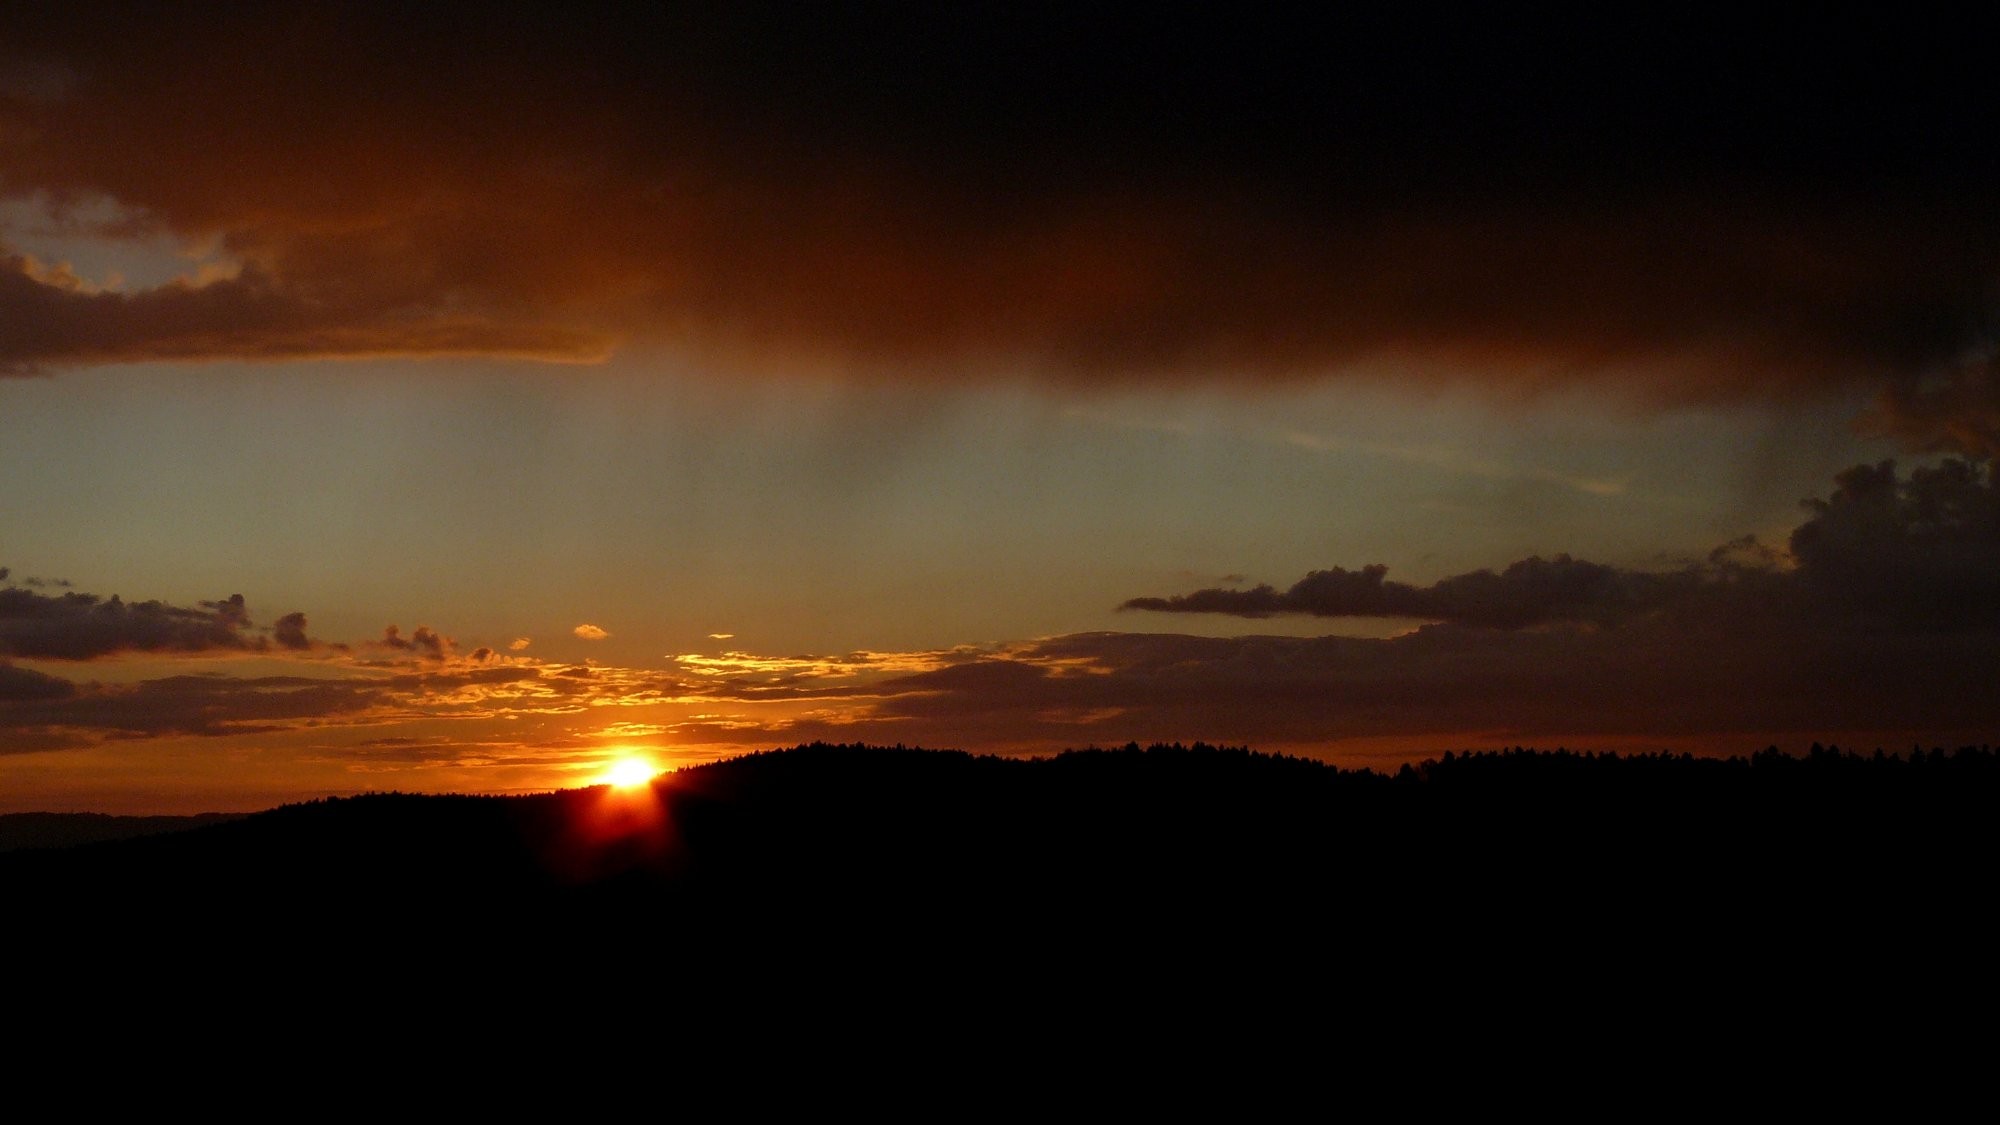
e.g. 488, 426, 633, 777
601, 757, 659, 790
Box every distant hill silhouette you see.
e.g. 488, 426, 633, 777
0, 811, 246, 853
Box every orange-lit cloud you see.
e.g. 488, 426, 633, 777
0, 252, 610, 372
1, 8, 1996, 451
0, 646, 698, 756
1858, 353, 2000, 460
572, 624, 609, 641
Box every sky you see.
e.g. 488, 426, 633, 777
4, 6, 1998, 812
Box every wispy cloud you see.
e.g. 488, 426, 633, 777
1280, 430, 1629, 496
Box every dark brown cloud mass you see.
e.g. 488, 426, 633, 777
4, 6, 1998, 448
818, 460, 2000, 751
0, 583, 313, 659
0, 659, 73, 702
0, 663, 562, 755
834, 613, 1999, 753
375, 624, 451, 661
1125, 459, 2000, 632
272, 612, 311, 651
1122, 556, 1721, 630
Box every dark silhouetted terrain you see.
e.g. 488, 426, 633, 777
11, 741, 1992, 933
0, 811, 246, 853
8, 741, 1994, 1054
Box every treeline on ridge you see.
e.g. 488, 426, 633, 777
6, 739, 1993, 960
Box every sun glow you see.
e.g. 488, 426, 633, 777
600, 755, 660, 790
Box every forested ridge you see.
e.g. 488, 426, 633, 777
10, 740, 1990, 918
9, 740, 1991, 1043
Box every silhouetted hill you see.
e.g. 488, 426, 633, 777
0, 811, 246, 852
9, 741, 1995, 1030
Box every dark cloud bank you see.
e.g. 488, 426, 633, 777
853, 459, 2000, 752
0, 582, 314, 661
3, 6, 1999, 450
0, 581, 331, 752
1124, 458, 2000, 632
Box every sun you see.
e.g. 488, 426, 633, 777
600, 755, 659, 790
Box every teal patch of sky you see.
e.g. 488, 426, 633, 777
1, 352, 1897, 662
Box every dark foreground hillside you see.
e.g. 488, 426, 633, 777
8, 741, 1995, 1055
11, 742, 1993, 935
